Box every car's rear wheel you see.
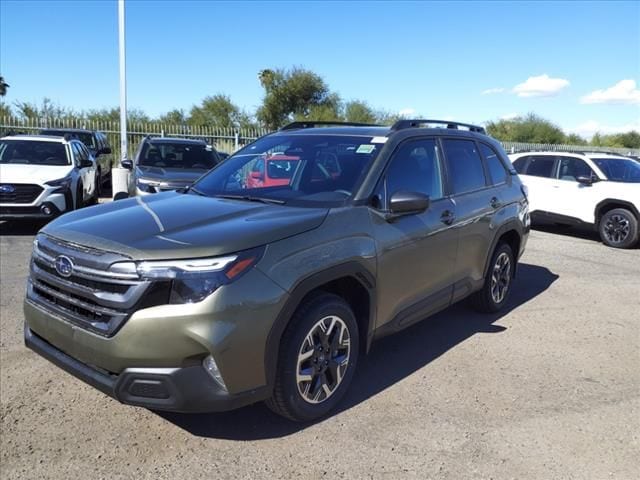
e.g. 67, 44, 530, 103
266, 293, 359, 422
471, 243, 514, 313
598, 208, 638, 249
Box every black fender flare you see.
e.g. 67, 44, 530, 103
482, 220, 525, 279
595, 199, 640, 223
263, 261, 376, 390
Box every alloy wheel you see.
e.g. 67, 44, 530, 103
296, 315, 351, 404
490, 252, 511, 304
603, 214, 630, 245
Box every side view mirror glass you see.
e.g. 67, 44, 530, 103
121, 159, 133, 170
80, 159, 93, 168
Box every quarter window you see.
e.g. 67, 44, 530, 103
442, 139, 487, 194
382, 138, 444, 204
480, 143, 508, 185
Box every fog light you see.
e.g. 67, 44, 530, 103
203, 355, 227, 392
41, 205, 52, 215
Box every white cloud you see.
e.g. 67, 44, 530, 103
398, 108, 415, 117
580, 79, 640, 105
512, 74, 570, 97
500, 113, 519, 120
482, 88, 505, 95
569, 120, 640, 139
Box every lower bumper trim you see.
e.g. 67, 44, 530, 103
24, 324, 270, 413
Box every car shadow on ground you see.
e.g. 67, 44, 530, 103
0, 219, 48, 236
157, 262, 559, 440
532, 221, 601, 243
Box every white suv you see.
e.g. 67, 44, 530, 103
509, 151, 640, 248
0, 135, 98, 221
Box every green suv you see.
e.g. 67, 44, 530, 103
24, 120, 530, 421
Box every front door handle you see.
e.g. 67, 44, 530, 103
490, 197, 501, 209
441, 210, 455, 225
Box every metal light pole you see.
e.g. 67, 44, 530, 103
118, 0, 127, 163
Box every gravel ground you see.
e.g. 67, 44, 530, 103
1, 220, 638, 480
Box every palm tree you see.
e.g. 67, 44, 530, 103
0, 76, 9, 96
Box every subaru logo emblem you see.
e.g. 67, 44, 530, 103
54, 255, 74, 278
0, 185, 15, 193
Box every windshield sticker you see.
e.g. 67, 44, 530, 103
371, 136, 388, 144
356, 144, 376, 154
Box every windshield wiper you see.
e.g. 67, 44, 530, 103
214, 194, 285, 205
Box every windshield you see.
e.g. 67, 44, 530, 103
0, 139, 70, 166
191, 134, 384, 206
42, 130, 95, 149
139, 142, 217, 170
592, 158, 640, 183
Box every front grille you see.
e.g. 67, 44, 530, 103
27, 234, 155, 337
0, 184, 43, 204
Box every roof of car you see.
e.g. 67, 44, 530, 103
274, 126, 391, 137
1, 135, 70, 143
40, 128, 95, 134
146, 137, 207, 145
509, 151, 634, 160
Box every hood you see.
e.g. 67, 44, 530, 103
136, 166, 208, 186
42, 191, 328, 260
0, 164, 73, 185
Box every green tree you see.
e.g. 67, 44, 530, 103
486, 113, 566, 144
565, 133, 588, 145
159, 109, 187, 125
0, 76, 9, 97
256, 67, 337, 129
188, 94, 249, 128
13, 98, 72, 119
344, 100, 377, 124
0, 102, 11, 118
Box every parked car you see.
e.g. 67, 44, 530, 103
0, 135, 98, 220
24, 120, 529, 421
510, 151, 640, 248
40, 128, 113, 192
121, 137, 221, 196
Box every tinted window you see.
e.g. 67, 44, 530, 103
0, 139, 69, 166
525, 156, 556, 178
592, 158, 640, 183
442, 139, 487, 194
512, 156, 528, 174
557, 157, 595, 181
384, 138, 444, 202
139, 142, 217, 169
42, 129, 95, 149
480, 143, 508, 185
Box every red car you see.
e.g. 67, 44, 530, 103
245, 154, 300, 188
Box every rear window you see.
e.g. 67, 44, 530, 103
139, 142, 217, 169
0, 139, 69, 166
42, 130, 95, 149
480, 143, 508, 185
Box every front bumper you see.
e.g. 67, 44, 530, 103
24, 325, 269, 412
0, 202, 64, 220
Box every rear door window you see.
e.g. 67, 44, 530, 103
442, 139, 487, 194
524, 156, 556, 178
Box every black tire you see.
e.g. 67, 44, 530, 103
74, 182, 83, 210
471, 243, 514, 313
598, 208, 639, 249
113, 191, 129, 201
266, 292, 359, 422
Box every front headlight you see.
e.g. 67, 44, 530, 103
112, 247, 264, 304
45, 176, 72, 191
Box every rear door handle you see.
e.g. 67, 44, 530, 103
490, 197, 501, 209
441, 210, 455, 225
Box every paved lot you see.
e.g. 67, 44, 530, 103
1, 220, 638, 480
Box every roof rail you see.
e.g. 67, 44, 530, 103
391, 119, 486, 134
280, 121, 381, 131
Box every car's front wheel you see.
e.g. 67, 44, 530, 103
267, 293, 359, 422
598, 208, 639, 249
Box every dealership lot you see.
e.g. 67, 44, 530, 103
1, 222, 638, 479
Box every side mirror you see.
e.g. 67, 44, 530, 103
249, 171, 264, 180
80, 159, 93, 168
576, 175, 596, 186
101, 147, 112, 155
121, 159, 133, 170
389, 191, 430, 216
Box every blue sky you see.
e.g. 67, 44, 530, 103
1, 0, 639, 137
